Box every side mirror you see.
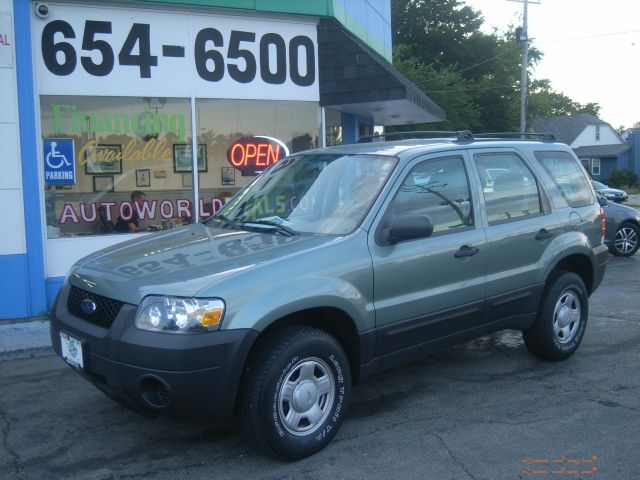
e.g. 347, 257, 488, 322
596, 193, 608, 207
382, 214, 434, 245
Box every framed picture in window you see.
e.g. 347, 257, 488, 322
85, 144, 122, 174
136, 169, 151, 187
93, 175, 115, 193
221, 167, 235, 185
182, 174, 193, 187
173, 144, 207, 173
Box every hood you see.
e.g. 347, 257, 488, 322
68, 223, 333, 305
599, 187, 625, 195
603, 200, 640, 219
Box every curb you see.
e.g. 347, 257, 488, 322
0, 346, 54, 362
0, 318, 54, 362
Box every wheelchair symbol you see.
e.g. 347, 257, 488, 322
45, 141, 72, 169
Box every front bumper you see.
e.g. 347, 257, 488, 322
50, 284, 258, 418
605, 193, 628, 203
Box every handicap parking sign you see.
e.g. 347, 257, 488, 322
44, 138, 75, 184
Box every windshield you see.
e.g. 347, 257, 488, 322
592, 181, 607, 189
210, 153, 397, 235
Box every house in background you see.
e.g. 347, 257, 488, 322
530, 113, 631, 181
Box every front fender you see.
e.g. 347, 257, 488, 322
222, 275, 373, 333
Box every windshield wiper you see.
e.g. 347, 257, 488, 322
210, 214, 243, 229
241, 219, 299, 236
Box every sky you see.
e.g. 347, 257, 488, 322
462, 0, 640, 129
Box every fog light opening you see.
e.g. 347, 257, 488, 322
139, 375, 172, 409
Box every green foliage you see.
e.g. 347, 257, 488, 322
528, 79, 601, 118
393, 46, 481, 131
391, 0, 599, 131
608, 169, 638, 188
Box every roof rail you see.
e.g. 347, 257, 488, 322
472, 132, 556, 142
358, 130, 474, 144
357, 130, 555, 144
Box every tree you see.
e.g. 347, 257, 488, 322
392, 0, 485, 75
528, 79, 601, 119
390, 0, 600, 132
393, 45, 482, 131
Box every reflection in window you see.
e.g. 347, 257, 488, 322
195, 98, 319, 217
40, 96, 320, 239
391, 156, 473, 234
476, 153, 541, 224
41, 96, 194, 238
535, 151, 594, 207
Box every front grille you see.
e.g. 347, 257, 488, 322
67, 286, 124, 329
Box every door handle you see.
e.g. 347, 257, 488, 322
535, 228, 554, 241
455, 245, 480, 258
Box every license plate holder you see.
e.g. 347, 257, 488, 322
60, 331, 85, 370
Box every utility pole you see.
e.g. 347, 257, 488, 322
520, 0, 528, 135
510, 0, 538, 135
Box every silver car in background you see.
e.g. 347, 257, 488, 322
598, 194, 640, 256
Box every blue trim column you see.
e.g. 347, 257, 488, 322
14, 0, 47, 317
342, 113, 358, 144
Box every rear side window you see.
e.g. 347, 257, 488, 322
475, 153, 542, 224
534, 151, 594, 207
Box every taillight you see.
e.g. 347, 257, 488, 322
600, 207, 606, 243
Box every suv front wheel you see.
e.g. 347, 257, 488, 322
238, 326, 351, 459
523, 271, 588, 361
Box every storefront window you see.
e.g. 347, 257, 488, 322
41, 96, 194, 238
195, 99, 319, 218
325, 108, 343, 146
41, 97, 320, 238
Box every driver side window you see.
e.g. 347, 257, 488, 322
390, 156, 474, 234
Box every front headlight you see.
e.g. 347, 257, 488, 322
135, 296, 225, 333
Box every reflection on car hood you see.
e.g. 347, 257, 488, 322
68, 223, 332, 305
599, 187, 626, 195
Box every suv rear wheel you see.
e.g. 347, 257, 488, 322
238, 326, 351, 459
523, 271, 588, 361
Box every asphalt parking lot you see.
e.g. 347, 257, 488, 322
1, 255, 639, 480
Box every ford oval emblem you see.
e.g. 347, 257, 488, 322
80, 299, 97, 314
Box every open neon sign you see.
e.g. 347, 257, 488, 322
227, 136, 289, 175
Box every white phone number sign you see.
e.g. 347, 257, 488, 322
33, 4, 319, 101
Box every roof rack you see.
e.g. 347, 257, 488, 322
358, 130, 473, 144
357, 130, 556, 143
472, 132, 556, 142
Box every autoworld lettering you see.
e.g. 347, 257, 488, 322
58, 198, 223, 224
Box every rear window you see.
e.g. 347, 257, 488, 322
535, 151, 594, 207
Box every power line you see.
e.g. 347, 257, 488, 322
413, 51, 510, 85
537, 28, 640, 43
423, 85, 515, 93
452, 52, 506, 74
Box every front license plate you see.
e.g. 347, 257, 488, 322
60, 332, 84, 369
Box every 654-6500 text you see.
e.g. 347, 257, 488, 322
41, 20, 315, 85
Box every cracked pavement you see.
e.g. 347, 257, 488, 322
0, 256, 639, 479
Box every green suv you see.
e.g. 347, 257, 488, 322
51, 133, 608, 459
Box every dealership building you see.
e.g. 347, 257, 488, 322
0, 0, 444, 319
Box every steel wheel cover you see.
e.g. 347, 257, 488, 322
277, 357, 335, 436
553, 290, 581, 344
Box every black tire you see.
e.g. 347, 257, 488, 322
523, 271, 588, 361
238, 326, 351, 460
610, 222, 640, 257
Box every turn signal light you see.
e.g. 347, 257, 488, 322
201, 308, 223, 327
